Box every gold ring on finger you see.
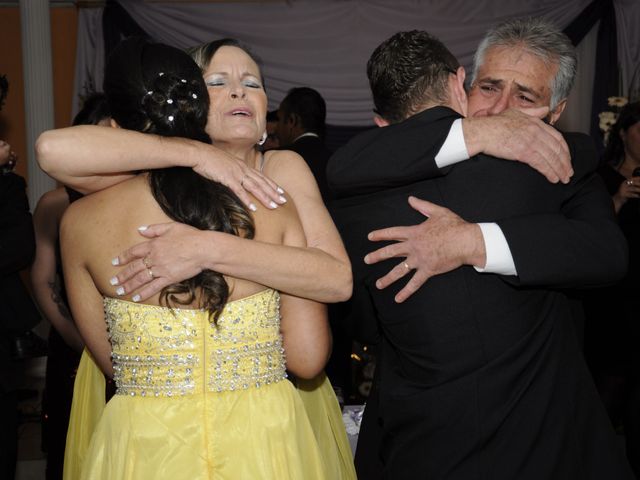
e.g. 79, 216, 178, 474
403, 261, 410, 271
143, 256, 152, 268
147, 268, 154, 279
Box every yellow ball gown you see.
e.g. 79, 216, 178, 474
63, 289, 355, 480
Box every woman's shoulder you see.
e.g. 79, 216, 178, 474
260, 149, 319, 201
62, 175, 151, 232
262, 149, 313, 178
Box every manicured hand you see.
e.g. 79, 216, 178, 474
192, 146, 287, 211
110, 222, 208, 302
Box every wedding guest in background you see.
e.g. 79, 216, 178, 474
31, 92, 110, 480
585, 100, 640, 477
260, 109, 280, 151
0, 126, 39, 480
0, 75, 47, 362
276, 86, 333, 203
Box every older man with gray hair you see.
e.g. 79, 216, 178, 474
329, 17, 633, 479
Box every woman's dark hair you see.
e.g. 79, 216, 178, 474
104, 36, 255, 322
73, 92, 110, 126
0, 74, 8, 111
603, 101, 640, 167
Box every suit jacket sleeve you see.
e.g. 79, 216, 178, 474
498, 133, 628, 288
0, 173, 36, 275
327, 107, 461, 197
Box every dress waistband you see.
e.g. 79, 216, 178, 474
112, 338, 287, 397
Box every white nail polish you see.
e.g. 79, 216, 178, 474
138, 225, 148, 232
277, 186, 285, 194
269, 201, 277, 209
111, 257, 120, 266
132, 294, 141, 302
249, 203, 257, 212
116, 286, 125, 296
109, 277, 119, 286
279, 195, 287, 203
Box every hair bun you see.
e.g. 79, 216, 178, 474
142, 73, 202, 130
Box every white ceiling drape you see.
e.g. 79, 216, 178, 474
73, 0, 639, 131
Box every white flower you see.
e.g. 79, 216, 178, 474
599, 111, 617, 130
599, 96, 629, 143
608, 96, 629, 108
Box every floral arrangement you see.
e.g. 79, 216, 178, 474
599, 96, 629, 143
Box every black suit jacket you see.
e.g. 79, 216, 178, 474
0, 173, 39, 333
328, 107, 632, 479
0, 173, 40, 390
285, 135, 333, 204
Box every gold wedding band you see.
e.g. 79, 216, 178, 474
403, 261, 410, 271
147, 268, 154, 279
143, 256, 152, 268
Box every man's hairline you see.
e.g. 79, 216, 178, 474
470, 45, 564, 109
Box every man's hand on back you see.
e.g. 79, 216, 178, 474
364, 196, 486, 303
462, 108, 572, 184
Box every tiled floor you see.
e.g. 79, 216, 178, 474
13, 319, 48, 480
14, 355, 47, 480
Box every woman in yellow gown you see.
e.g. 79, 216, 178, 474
39, 36, 354, 480
56, 37, 352, 479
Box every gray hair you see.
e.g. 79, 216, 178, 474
472, 17, 577, 110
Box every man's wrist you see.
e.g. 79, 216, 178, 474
462, 222, 487, 268
460, 117, 486, 157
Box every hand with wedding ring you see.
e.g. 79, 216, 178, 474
363, 196, 485, 303
109, 222, 209, 301
143, 256, 155, 280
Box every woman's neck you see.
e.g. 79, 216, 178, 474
617, 152, 640, 177
217, 142, 260, 169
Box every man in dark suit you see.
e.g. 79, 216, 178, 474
276, 86, 356, 400
328, 22, 633, 479
0, 153, 40, 479
276, 86, 333, 203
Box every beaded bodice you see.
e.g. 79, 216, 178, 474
104, 289, 287, 397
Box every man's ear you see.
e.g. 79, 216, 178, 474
548, 99, 567, 125
374, 115, 389, 128
288, 112, 300, 127
451, 66, 468, 117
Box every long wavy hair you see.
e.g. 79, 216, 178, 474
603, 101, 640, 168
104, 36, 255, 321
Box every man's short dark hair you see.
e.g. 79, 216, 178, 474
367, 30, 459, 124
279, 87, 326, 136
266, 109, 279, 123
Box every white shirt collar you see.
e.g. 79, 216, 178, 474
293, 132, 320, 142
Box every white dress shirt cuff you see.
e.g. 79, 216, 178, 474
434, 119, 469, 168
474, 223, 517, 276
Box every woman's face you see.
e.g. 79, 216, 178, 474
622, 121, 640, 161
202, 46, 267, 146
